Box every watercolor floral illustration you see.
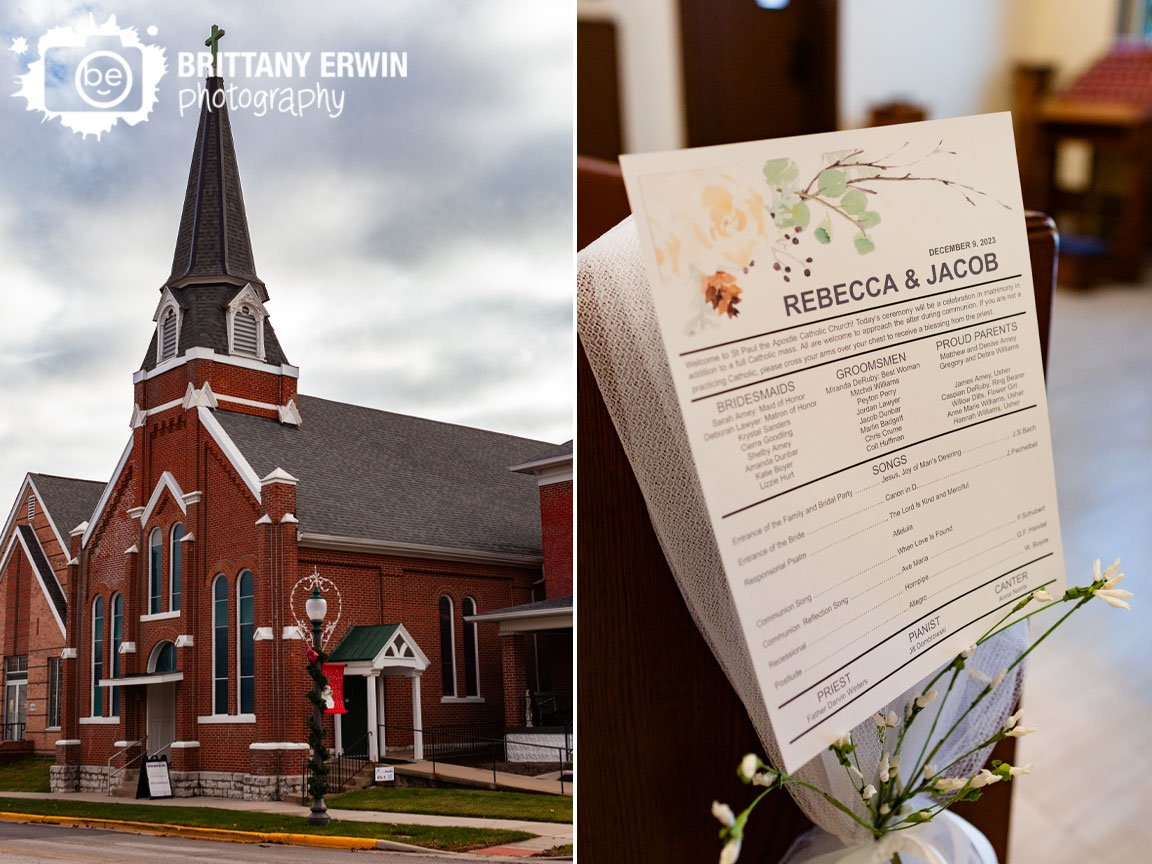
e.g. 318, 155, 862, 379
642, 141, 1008, 335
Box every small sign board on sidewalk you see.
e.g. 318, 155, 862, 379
374, 765, 395, 783
136, 755, 173, 799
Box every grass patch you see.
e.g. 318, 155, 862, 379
0, 758, 51, 792
534, 843, 573, 857
0, 796, 530, 852
329, 787, 572, 824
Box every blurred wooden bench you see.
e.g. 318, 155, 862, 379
576, 155, 1057, 863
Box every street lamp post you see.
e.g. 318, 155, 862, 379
306, 585, 330, 827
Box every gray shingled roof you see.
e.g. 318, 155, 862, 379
29, 473, 105, 539
168, 77, 262, 292
215, 396, 557, 557
140, 284, 289, 371
16, 525, 67, 622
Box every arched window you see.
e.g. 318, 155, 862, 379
462, 597, 480, 698
111, 594, 123, 716
237, 570, 255, 714
148, 528, 162, 614
212, 575, 228, 715
438, 595, 456, 697
170, 524, 184, 612
91, 597, 104, 716
233, 306, 260, 357
159, 306, 179, 361
149, 641, 177, 674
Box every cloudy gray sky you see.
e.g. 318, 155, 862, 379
0, 0, 572, 509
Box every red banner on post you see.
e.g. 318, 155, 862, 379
322, 662, 347, 714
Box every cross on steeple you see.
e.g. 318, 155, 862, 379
204, 23, 225, 75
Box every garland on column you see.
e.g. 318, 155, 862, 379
305, 646, 330, 801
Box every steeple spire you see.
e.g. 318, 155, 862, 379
166, 74, 265, 297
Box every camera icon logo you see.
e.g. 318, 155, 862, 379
14, 15, 167, 139
45, 36, 144, 113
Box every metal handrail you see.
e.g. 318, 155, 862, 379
106, 736, 146, 796
378, 722, 573, 794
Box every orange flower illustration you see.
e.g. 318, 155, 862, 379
702, 271, 742, 318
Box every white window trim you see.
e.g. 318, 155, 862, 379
170, 523, 184, 613
226, 284, 268, 361
237, 571, 255, 714
148, 527, 163, 615
155, 295, 182, 364
91, 597, 104, 717
440, 595, 457, 698
197, 714, 256, 724
463, 596, 481, 699
140, 610, 180, 623
441, 696, 486, 705
80, 716, 120, 725
212, 574, 228, 716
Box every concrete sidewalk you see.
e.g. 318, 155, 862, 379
0, 790, 572, 856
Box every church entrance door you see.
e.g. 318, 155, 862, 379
147, 683, 176, 756
342, 676, 369, 757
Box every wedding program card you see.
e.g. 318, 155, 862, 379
620, 114, 1065, 771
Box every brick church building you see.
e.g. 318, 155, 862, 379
0, 76, 571, 799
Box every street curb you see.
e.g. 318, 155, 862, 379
0, 809, 430, 852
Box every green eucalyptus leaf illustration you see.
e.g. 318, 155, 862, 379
817, 168, 847, 198
763, 158, 799, 186
841, 188, 867, 215
857, 210, 881, 229
854, 233, 876, 255
814, 217, 832, 244
791, 202, 811, 229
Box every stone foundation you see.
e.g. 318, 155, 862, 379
78, 765, 112, 793
149, 769, 304, 801
50, 765, 79, 793
505, 729, 573, 763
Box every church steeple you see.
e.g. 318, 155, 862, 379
166, 75, 264, 296
141, 63, 290, 376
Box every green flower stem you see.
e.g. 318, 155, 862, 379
906, 666, 962, 794
780, 776, 883, 838
976, 595, 1078, 646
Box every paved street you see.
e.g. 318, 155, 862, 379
0, 821, 490, 863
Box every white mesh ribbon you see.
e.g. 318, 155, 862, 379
578, 217, 1027, 851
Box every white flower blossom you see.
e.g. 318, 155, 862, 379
720, 837, 742, 864
914, 689, 938, 709
960, 645, 975, 659
849, 765, 864, 784
833, 733, 852, 748
1005, 725, 1036, 738
889, 755, 901, 776
879, 804, 891, 815
970, 769, 1001, 788
885, 711, 899, 727
739, 753, 759, 781
990, 670, 1007, 690
752, 771, 776, 788
1007, 764, 1032, 777
873, 712, 887, 728
1095, 558, 1123, 588
923, 763, 936, 780
1033, 588, 1053, 603
861, 784, 877, 800
1003, 710, 1024, 731
879, 752, 890, 783
1095, 588, 1133, 610
712, 801, 736, 828
933, 777, 967, 793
